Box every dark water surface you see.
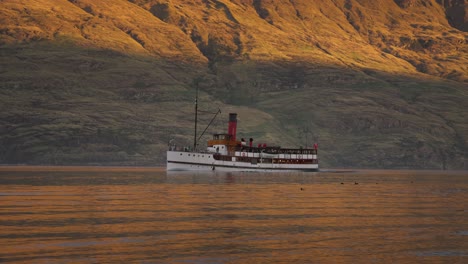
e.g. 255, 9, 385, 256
0, 167, 466, 263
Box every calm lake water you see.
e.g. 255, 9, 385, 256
0, 167, 466, 263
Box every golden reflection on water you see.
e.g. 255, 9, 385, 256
0, 167, 467, 263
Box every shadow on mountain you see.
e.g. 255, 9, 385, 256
0, 40, 466, 169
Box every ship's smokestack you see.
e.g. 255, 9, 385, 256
228, 113, 237, 141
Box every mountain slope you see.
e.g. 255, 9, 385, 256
0, 0, 467, 168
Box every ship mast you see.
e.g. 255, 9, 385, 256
193, 84, 198, 151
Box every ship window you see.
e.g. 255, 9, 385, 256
180, 153, 182, 156
188, 154, 191, 156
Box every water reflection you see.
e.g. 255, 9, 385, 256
0, 167, 466, 263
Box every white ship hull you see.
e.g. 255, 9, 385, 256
167, 151, 319, 172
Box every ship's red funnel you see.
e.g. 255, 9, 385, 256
228, 113, 237, 141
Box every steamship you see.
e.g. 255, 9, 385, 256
166, 113, 319, 172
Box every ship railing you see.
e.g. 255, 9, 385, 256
168, 145, 196, 152
236, 146, 317, 155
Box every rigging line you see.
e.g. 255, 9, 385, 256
197, 108, 222, 144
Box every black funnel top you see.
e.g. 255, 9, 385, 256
229, 113, 237, 122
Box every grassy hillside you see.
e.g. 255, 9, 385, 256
0, 0, 467, 168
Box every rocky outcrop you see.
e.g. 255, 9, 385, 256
394, 0, 417, 8
437, 0, 468, 31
